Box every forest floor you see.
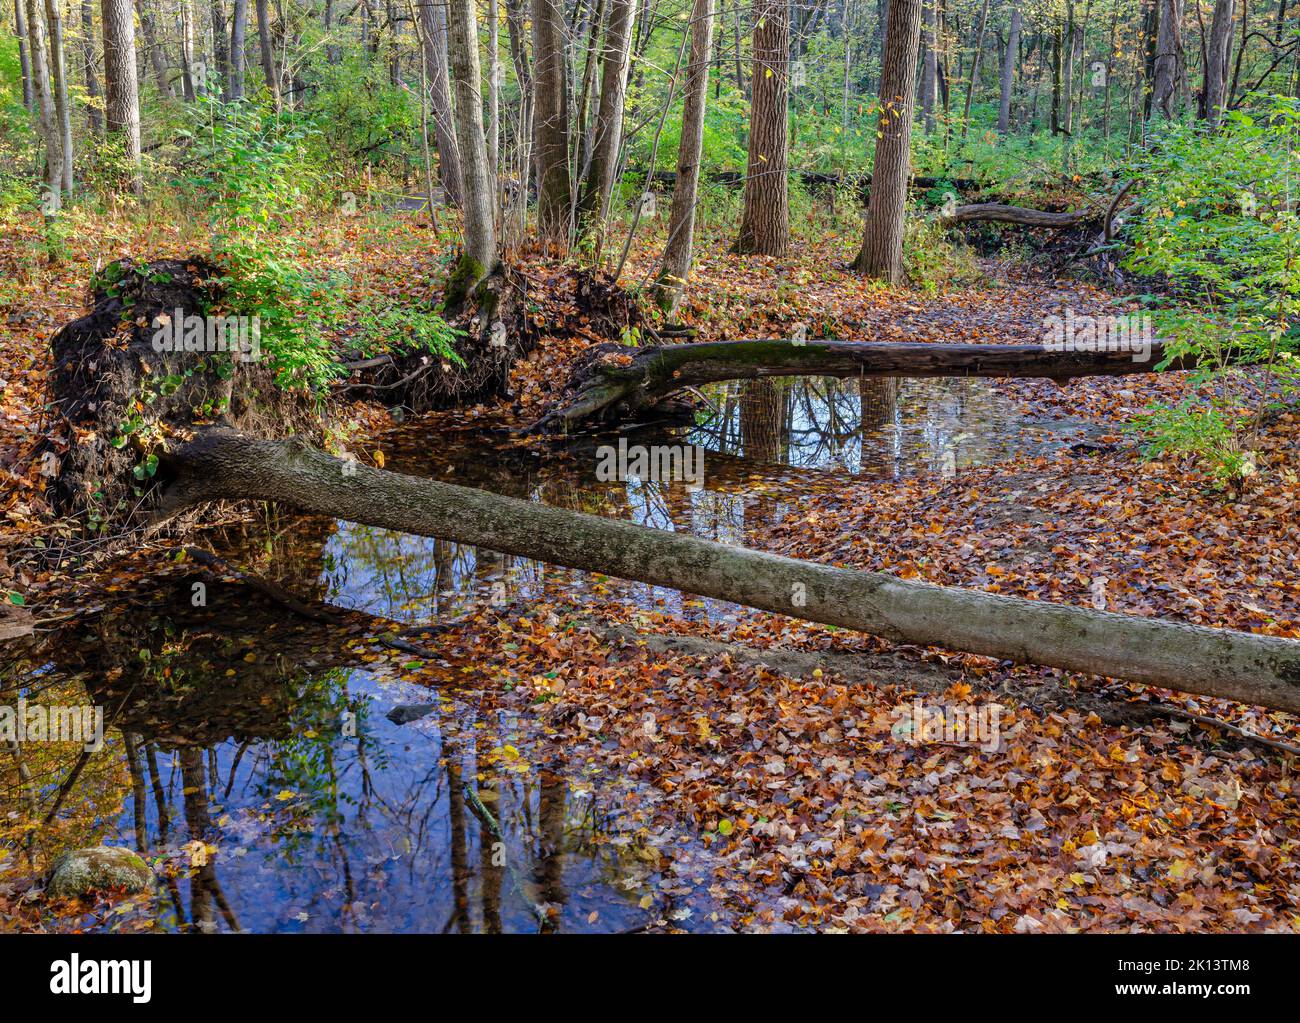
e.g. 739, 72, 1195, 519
3, 202, 1300, 932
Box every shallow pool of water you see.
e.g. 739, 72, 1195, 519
1, 376, 1094, 932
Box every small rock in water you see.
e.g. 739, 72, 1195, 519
45, 845, 154, 898
387, 703, 438, 725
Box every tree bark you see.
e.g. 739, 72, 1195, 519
101, 0, 140, 190
136, 0, 174, 99
532, 0, 573, 245
1203, 0, 1234, 126
959, 0, 990, 139
942, 201, 1096, 226
228, 0, 248, 99
997, 6, 1021, 133
1151, 0, 1186, 118
443, 0, 498, 310
44, 0, 74, 194
210, 0, 230, 92
24, 0, 61, 210
78, 0, 103, 131
652, 0, 713, 313
920, 0, 937, 132
162, 427, 1300, 713
15, 0, 34, 111
179, 0, 198, 99
575, 0, 637, 240
853, 0, 921, 282
416, 0, 463, 205
254, 0, 280, 109
734, 0, 790, 255
538, 337, 1189, 430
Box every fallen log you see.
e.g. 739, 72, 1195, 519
942, 202, 1098, 227
536, 339, 1191, 431
159, 427, 1300, 714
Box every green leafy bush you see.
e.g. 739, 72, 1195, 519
1125, 95, 1300, 489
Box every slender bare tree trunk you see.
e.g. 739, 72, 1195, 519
416, 0, 463, 205
444, 0, 499, 310
101, 0, 140, 191
44, 0, 73, 193
575, 0, 636, 240
959, 0, 990, 139
532, 0, 573, 245
15, 0, 35, 111
997, 6, 1020, 133
852, 0, 921, 282
79, 0, 102, 130
228, 0, 247, 99
1203, 0, 1234, 126
1060, 1, 1076, 135
253, 0, 280, 108
136, 0, 174, 98
488, 0, 500, 198
504, 0, 533, 239
25, 0, 62, 210
210, 0, 230, 92
920, 0, 937, 132
653, 0, 713, 313
572, 0, 607, 193
734, 0, 790, 255
179, 0, 197, 99
1151, 0, 1186, 119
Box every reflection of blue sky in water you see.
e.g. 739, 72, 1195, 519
109, 669, 684, 934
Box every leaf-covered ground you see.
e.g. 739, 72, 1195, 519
3, 205, 1299, 932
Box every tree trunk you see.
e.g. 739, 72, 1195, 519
79, 0, 102, 130
652, 0, 713, 313
101, 0, 140, 191
443, 0, 498, 311
488, 0, 500, 190
210, 0, 230, 92
997, 6, 1020, 133
162, 427, 1300, 713
532, 0, 573, 245
228, 0, 247, 99
853, 0, 921, 282
1203, 0, 1234, 126
24, 0, 61, 210
254, 0, 280, 109
575, 0, 637, 241
921, 0, 937, 132
15, 0, 35, 111
1060, 2, 1076, 135
539, 337, 1188, 430
416, 0, 463, 205
572, 0, 607, 192
942, 201, 1096, 226
959, 0, 990, 139
136, 0, 174, 99
1151, 0, 1185, 117
179, 0, 197, 100
44, 0, 73, 194
734, 0, 790, 255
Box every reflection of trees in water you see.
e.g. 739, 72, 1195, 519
740, 378, 786, 463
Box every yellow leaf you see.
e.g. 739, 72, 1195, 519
373, 450, 385, 468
